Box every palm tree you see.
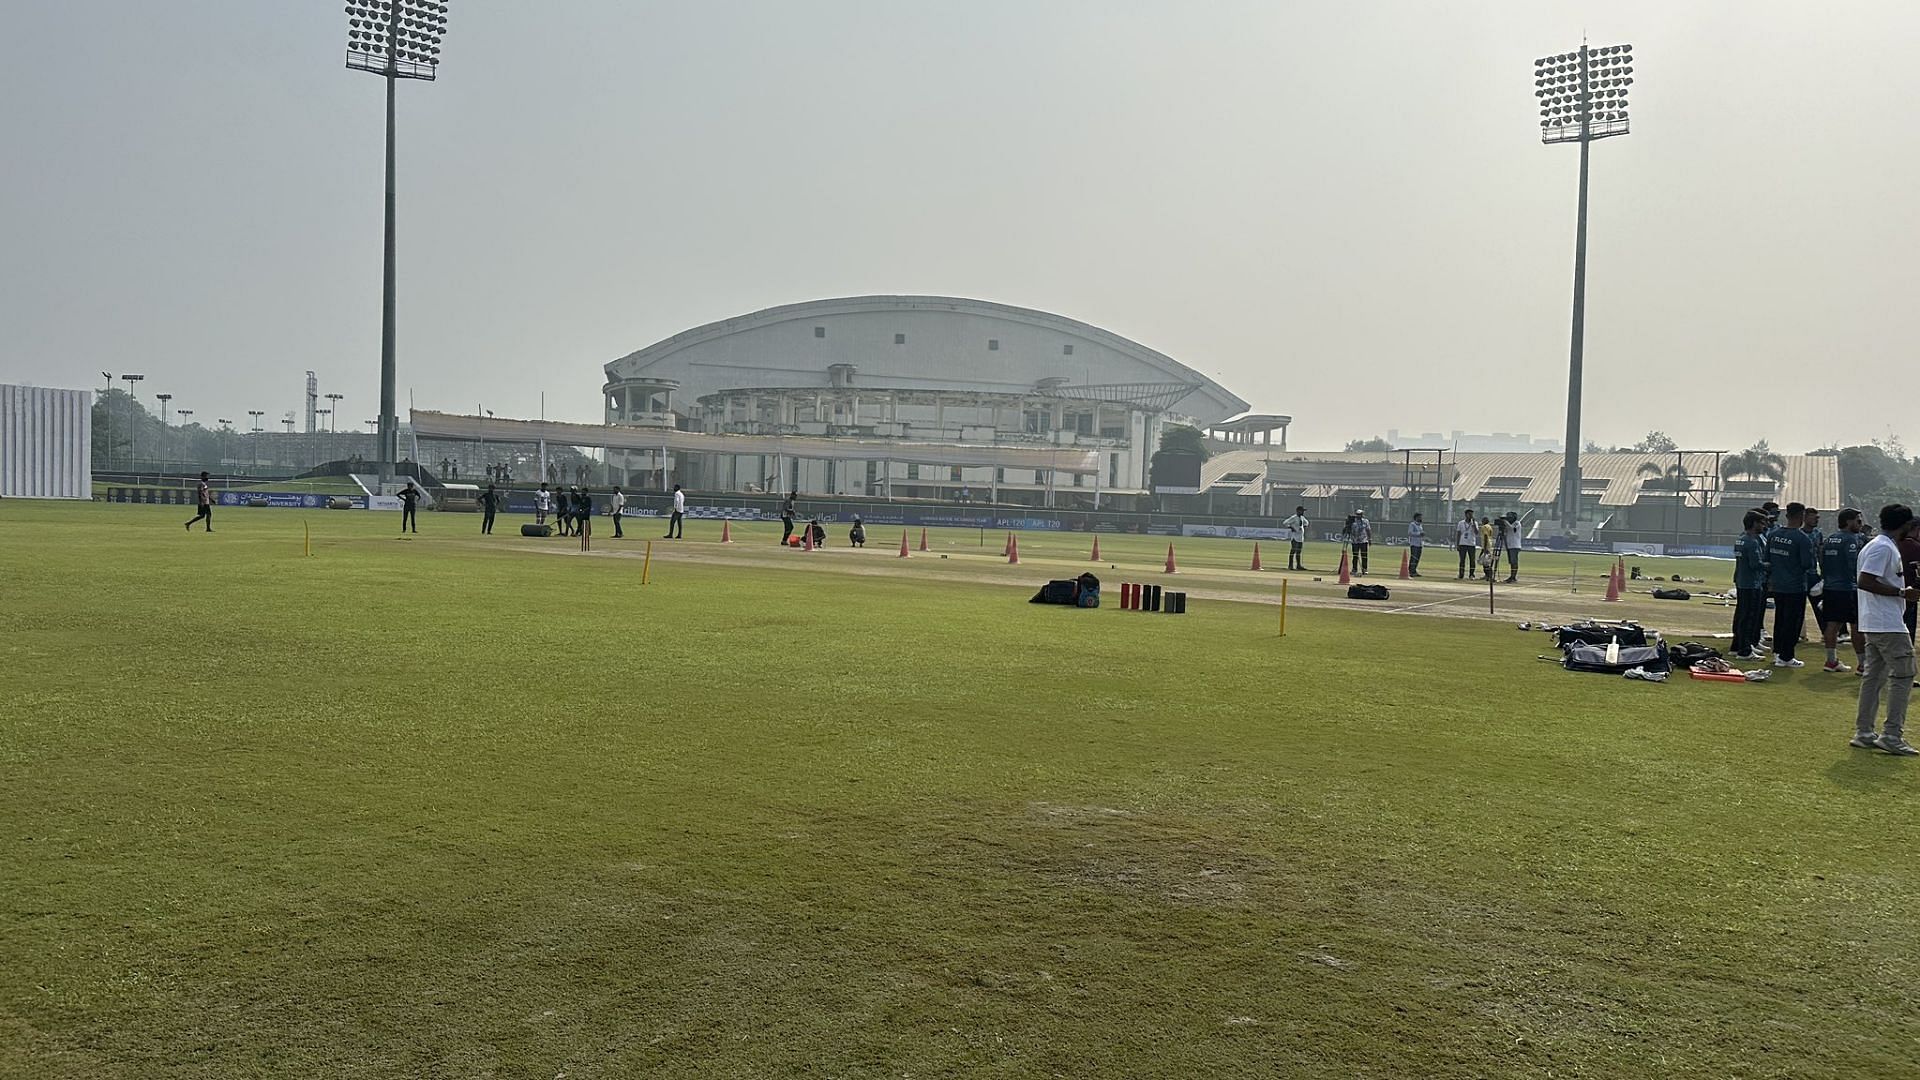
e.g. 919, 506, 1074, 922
1638, 460, 1694, 535
1722, 444, 1787, 485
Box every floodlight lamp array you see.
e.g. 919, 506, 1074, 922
1533, 44, 1632, 133
346, 0, 450, 78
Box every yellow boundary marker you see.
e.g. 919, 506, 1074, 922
641, 540, 653, 585
1278, 578, 1288, 636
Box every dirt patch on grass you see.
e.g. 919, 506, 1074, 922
1016, 802, 1267, 907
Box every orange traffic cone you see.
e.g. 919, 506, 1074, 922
899, 530, 910, 558
1398, 549, 1410, 579
1164, 544, 1178, 574
1090, 535, 1101, 561
1604, 565, 1622, 601
1008, 535, 1020, 564
719, 518, 733, 544
1250, 542, 1263, 571
803, 527, 814, 552
1337, 548, 1352, 584
1004, 532, 1014, 557
918, 527, 929, 552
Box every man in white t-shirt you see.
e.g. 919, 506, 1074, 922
664, 484, 686, 539
1854, 503, 1920, 755
1282, 507, 1310, 571
609, 486, 626, 539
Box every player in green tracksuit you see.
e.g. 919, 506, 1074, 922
1818, 509, 1865, 673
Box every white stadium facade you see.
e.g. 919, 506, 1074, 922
596, 295, 1258, 505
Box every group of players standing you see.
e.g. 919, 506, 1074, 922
1731, 499, 1920, 756
1731, 500, 1868, 672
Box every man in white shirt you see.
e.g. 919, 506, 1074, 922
534, 483, 554, 529
664, 484, 686, 539
1854, 503, 1920, 755
1406, 513, 1425, 577
1455, 510, 1478, 580
609, 486, 626, 539
1281, 506, 1310, 570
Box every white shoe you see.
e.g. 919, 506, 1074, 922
1774, 657, 1805, 669
1824, 660, 1852, 673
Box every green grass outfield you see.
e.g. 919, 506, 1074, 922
2, 501, 1913, 1078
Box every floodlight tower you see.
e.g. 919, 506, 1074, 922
344, 0, 451, 488
101, 372, 115, 471
248, 409, 265, 469
325, 392, 345, 433
1534, 42, 1633, 534
120, 374, 145, 470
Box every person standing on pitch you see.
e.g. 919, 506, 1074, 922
1766, 501, 1816, 668
1503, 512, 1523, 583
398, 481, 422, 534
184, 471, 214, 532
610, 485, 625, 539
1350, 509, 1373, 576
577, 487, 593, 537
1406, 512, 1425, 577
1853, 503, 1920, 755
480, 483, 499, 535
1803, 508, 1826, 628
1455, 509, 1478, 579
534, 482, 553, 530
780, 491, 796, 546
1818, 508, 1865, 673
1282, 506, 1310, 570
1731, 510, 1770, 660
665, 484, 686, 539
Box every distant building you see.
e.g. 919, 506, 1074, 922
1186, 448, 1837, 537
594, 295, 1252, 504
2, 384, 91, 499
1387, 430, 1563, 453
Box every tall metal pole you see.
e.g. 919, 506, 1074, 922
377, 64, 399, 485
1558, 49, 1593, 534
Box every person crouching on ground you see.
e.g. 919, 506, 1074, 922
1406, 513, 1425, 577
1819, 507, 1865, 673
1853, 502, 1919, 755
808, 518, 827, 547
849, 516, 866, 547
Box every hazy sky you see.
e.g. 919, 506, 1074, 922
3, 1, 1915, 452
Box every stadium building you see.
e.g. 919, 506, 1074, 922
591, 295, 1255, 504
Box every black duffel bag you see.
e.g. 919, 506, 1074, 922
1667, 641, 1722, 669
1030, 579, 1081, 605
1651, 587, 1691, 601
1348, 583, 1390, 601
1554, 624, 1649, 648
